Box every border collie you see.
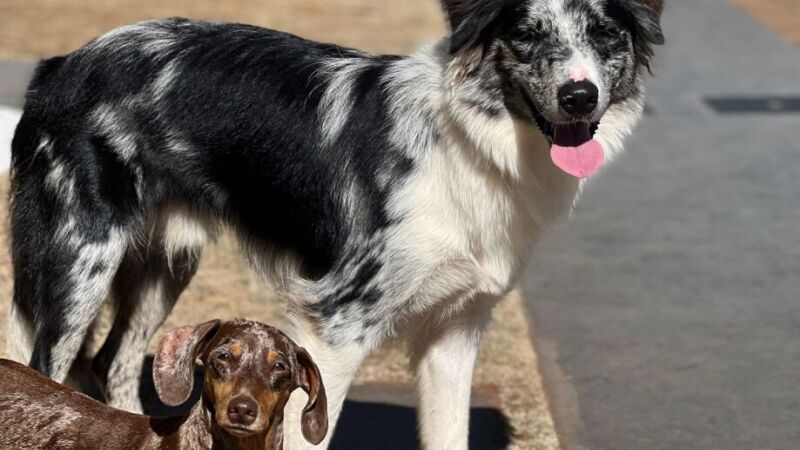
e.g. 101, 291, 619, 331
8, 0, 663, 447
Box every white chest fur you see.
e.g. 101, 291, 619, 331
385, 109, 580, 308
364, 45, 642, 313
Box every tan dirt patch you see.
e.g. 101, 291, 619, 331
729, 0, 800, 45
0, 0, 445, 59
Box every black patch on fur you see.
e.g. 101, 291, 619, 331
89, 262, 107, 278
314, 256, 384, 318
90, 136, 140, 224
441, 0, 516, 53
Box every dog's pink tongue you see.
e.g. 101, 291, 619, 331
550, 141, 604, 178
550, 124, 604, 178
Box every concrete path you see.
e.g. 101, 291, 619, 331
523, 1, 800, 449
0, 60, 31, 172
0, 60, 32, 108
0, 106, 19, 172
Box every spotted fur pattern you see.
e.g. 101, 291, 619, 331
0, 319, 320, 450
9, 1, 662, 448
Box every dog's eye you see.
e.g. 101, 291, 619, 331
216, 351, 232, 362
268, 361, 291, 386
591, 21, 623, 39
603, 24, 622, 37
509, 20, 546, 42
508, 27, 531, 41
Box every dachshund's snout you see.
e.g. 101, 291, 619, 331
227, 395, 259, 426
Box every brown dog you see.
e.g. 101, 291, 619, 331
0, 319, 327, 449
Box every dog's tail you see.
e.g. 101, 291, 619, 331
6, 302, 34, 363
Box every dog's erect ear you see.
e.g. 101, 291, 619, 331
295, 347, 328, 445
440, 0, 510, 54
153, 320, 221, 407
610, 0, 665, 70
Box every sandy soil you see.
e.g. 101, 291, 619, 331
0, 0, 445, 59
730, 0, 800, 44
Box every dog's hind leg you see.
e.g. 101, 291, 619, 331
93, 209, 208, 413
19, 224, 128, 383
6, 303, 34, 364
409, 295, 498, 450
93, 248, 200, 413
10, 131, 135, 384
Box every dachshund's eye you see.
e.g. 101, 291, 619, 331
273, 361, 288, 372
216, 351, 232, 362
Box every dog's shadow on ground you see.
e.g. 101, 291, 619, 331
136, 357, 512, 449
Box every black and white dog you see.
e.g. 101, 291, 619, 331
8, 0, 663, 447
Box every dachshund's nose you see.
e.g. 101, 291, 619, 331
227, 395, 258, 426
558, 80, 599, 116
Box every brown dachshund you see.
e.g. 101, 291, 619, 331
0, 319, 327, 449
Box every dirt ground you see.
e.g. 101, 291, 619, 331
730, 0, 800, 44
0, 0, 445, 59
0, 1, 559, 448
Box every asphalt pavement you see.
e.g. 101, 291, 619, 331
523, 1, 800, 449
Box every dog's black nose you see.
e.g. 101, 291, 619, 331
227, 395, 258, 426
558, 80, 599, 116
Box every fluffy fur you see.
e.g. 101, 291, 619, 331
8, 0, 663, 448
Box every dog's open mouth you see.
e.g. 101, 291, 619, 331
521, 88, 605, 179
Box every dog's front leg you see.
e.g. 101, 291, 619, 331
282, 316, 371, 449
410, 296, 497, 450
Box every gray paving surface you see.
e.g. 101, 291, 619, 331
522, 1, 800, 449
0, 60, 33, 108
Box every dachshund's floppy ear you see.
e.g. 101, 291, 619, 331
295, 347, 328, 445
440, 0, 511, 54
609, 0, 665, 70
153, 319, 221, 407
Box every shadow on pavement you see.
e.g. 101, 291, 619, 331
331, 400, 511, 450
